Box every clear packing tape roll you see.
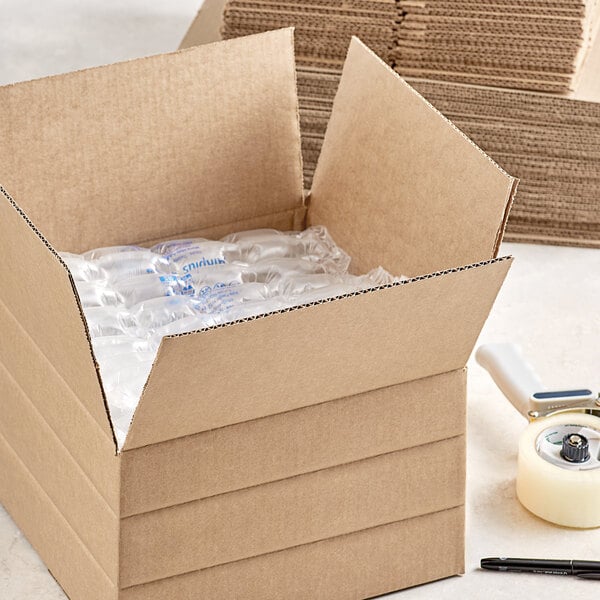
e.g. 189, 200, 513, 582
517, 413, 600, 529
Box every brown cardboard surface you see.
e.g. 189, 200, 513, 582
126, 258, 510, 449
310, 39, 516, 276
121, 369, 465, 515
405, 77, 600, 245
139, 206, 307, 249
0, 188, 113, 441
223, 4, 398, 64
504, 231, 600, 247
120, 436, 464, 586
0, 29, 303, 253
180, 0, 228, 48
0, 298, 119, 509
299, 62, 600, 247
212, 5, 600, 248
0, 434, 118, 600
0, 360, 119, 582
219, 0, 597, 93
0, 30, 515, 600
121, 507, 464, 599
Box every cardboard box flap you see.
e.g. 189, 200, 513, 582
180, 0, 228, 49
309, 37, 517, 278
0, 28, 303, 254
0, 187, 114, 443
123, 256, 512, 450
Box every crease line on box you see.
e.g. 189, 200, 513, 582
121, 433, 465, 519
119, 504, 465, 591
0, 298, 116, 508
0, 430, 118, 588
122, 366, 466, 454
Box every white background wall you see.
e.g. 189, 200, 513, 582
0, 0, 201, 85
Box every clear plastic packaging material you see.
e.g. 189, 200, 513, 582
279, 267, 404, 304
365, 266, 406, 286
74, 280, 123, 308
92, 249, 170, 282
128, 297, 225, 341
102, 352, 156, 397
82, 245, 147, 261
253, 257, 333, 284
83, 306, 137, 338
148, 312, 224, 344
188, 263, 255, 289
111, 409, 134, 448
94, 340, 158, 439
189, 258, 328, 297
211, 296, 292, 324
91, 335, 154, 364
65, 225, 403, 449
151, 238, 208, 256
278, 272, 357, 299
194, 282, 272, 315
59, 252, 107, 282
104, 364, 153, 448
152, 239, 241, 275
222, 226, 351, 272
112, 273, 192, 308
129, 296, 203, 334
102, 354, 155, 402
100, 356, 156, 392
235, 296, 291, 320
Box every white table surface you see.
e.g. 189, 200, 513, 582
1, 2, 599, 598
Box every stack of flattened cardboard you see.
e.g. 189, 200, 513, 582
395, 0, 600, 94
408, 77, 600, 247
298, 66, 342, 188
219, 1, 402, 189
219, 0, 600, 94
298, 61, 600, 246
183, 0, 600, 246
221, 0, 399, 65
0, 30, 517, 600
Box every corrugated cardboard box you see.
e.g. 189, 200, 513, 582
0, 29, 516, 599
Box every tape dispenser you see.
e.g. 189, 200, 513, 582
476, 343, 600, 528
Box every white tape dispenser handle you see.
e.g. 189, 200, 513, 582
475, 343, 544, 418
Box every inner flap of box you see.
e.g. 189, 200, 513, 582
308, 37, 517, 279
123, 256, 512, 450
0, 28, 304, 254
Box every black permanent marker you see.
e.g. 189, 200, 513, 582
481, 557, 600, 579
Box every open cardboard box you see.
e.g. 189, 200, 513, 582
0, 28, 516, 600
